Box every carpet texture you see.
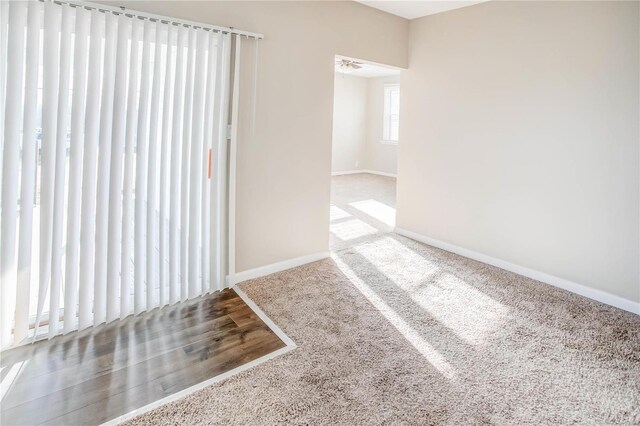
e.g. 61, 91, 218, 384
126, 174, 640, 425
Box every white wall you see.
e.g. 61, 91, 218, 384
398, 1, 640, 304
331, 74, 368, 173
103, 1, 409, 273
332, 74, 400, 175
366, 76, 399, 175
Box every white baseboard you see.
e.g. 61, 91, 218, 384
233, 286, 296, 347
332, 169, 397, 178
365, 169, 397, 178
229, 251, 330, 285
394, 227, 640, 315
331, 170, 364, 176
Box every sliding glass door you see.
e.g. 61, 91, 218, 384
0, 0, 233, 349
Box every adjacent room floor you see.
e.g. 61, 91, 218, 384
0, 289, 286, 425
126, 174, 640, 424
330, 173, 396, 252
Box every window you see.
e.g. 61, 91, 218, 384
382, 83, 400, 143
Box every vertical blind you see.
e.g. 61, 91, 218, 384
0, 0, 235, 349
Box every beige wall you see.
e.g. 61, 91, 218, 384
398, 1, 640, 302
105, 1, 409, 272
366, 75, 399, 175
331, 74, 368, 173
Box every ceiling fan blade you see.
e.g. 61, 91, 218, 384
351, 64, 362, 69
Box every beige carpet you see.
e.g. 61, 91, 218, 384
127, 174, 640, 425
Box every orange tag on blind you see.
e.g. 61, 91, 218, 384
208, 149, 212, 179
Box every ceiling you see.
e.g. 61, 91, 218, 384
354, 0, 489, 20
335, 60, 401, 78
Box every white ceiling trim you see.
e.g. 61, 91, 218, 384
354, 0, 490, 20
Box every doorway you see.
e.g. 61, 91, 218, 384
330, 56, 401, 252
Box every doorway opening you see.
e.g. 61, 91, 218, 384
330, 56, 401, 252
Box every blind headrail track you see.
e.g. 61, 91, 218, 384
42, 0, 264, 39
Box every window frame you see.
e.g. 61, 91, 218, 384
382, 83, 400, 145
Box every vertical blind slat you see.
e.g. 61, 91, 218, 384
180, 28, 196, 302
63, 6, 90, 334
188, 30, 207, 299
106, 15, 131, 323
0, 0, 9, 202
134, 20, 152, 315
78, 10, 105, 330
159, 25, 175, 308
227, 36, 241, 287
34, 1, 61, 337
1, 0, 27, 348
209, 34, 225, 293
202, 33, 218, 294
49, 4, 73, 337
94, 12, 118, 326
121, 19, 143, 319
15, 1, 43, 342
214, 34, 232, 292
169, 26, 186, 305
147, 22, 163, 310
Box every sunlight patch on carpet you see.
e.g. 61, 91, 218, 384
354, 236, 510, 345
331, 218, 379, 241
349, 199, 396, 227
332, 253, 458, 381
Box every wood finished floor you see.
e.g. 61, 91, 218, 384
0, 289, 287, 425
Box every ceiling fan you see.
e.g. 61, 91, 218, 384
336, 59, 363, 73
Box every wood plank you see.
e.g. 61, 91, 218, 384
229, 305, 261, 328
